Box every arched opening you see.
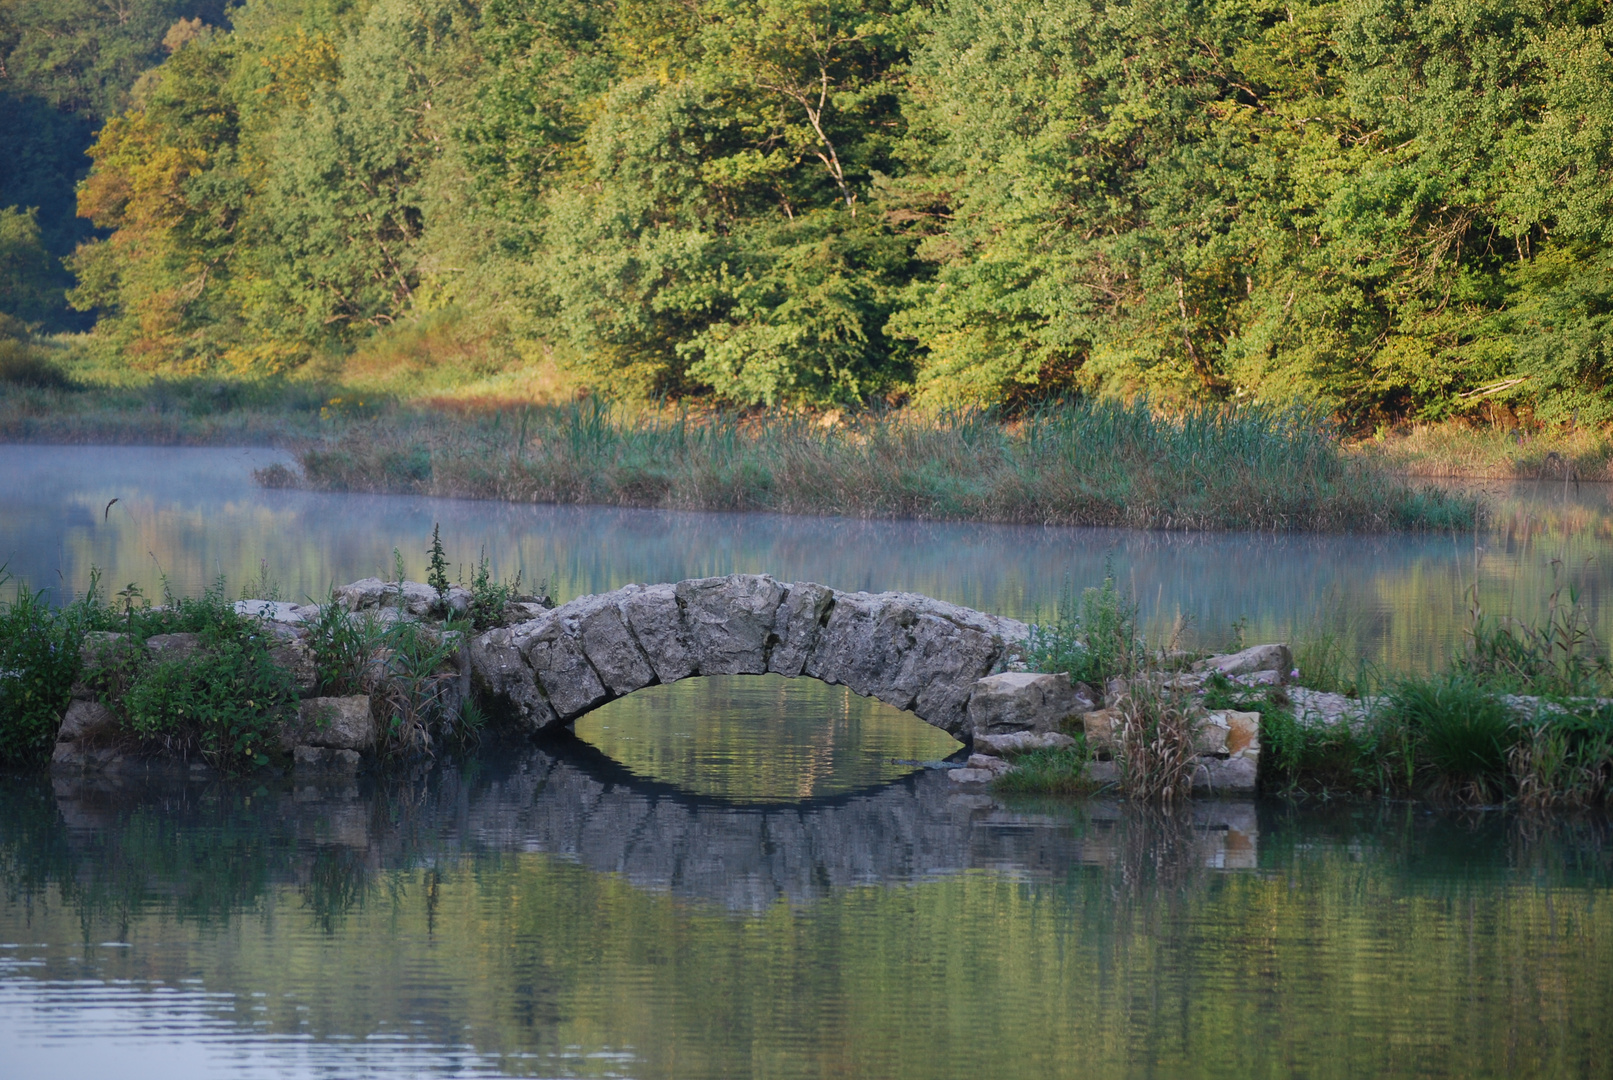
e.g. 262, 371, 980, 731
571, 674, 964, 803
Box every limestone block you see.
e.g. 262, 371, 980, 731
901, 613, 1011, 736
57, 699, 117, 743
619, 583, 697, 684
570, 593, 657, 696
676, 575, 786, 675
520, 614, 609, 720
947, 767, 996, 785
145, 633, 202, 662
803, 592, 913, 703
469, 625, 559, 730
966, 671, 1093, 737
1192, 755, 1258, 793
965, 753, 1014, 777
267, 638, 319, 695
972, 731, 1078, 757
1193, 643, 1293, 681
768, 582, 834, 677
297, 696, 376, 751
1083, 708, 1121, 754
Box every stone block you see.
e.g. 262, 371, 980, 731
1192, 755, 1258, 793
145, 633, 202, 662
965, 753, 1014, 777
768, 582, 834, 677
297, 696, 376, 750
966, 671, 1093, 737
469, 625, 559, 730
676, 575, 786, 675
570, 594, 658, 696
803, 592, 913, 703
77, 631, 129, 676
1194, 643, 1293, 681
1083, 708, 1121, 754
619, 584, 697, 684
520, 614, 609, 720
57, 699, 117, 743
267, 638, 319, 695
947, 767, 996, 785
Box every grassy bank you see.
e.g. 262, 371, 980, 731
283, 399, 1477, 532
1010, 576, 1613, 808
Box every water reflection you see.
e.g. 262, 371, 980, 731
6, 447, 1613, 673
3, 756, 1613, 1079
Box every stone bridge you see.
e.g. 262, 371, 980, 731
470, 574, 1035, 738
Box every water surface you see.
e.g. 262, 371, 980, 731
2, 759, 1611, 1079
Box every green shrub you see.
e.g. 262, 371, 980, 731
0, 576, 82, 766
1456, 582, 1609, 697
467, 552, 523, 632
1027, 573, 1144, 688
123, 636, 298, 771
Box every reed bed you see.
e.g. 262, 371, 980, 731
287, 399, 1479, 532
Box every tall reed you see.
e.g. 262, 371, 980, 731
285, 399, 1479, 532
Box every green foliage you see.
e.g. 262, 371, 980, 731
991, 745, 1100, 797
1379, 674, 1516, 803
1455, 582, 1610, 696
1027, 572, 1145, 688
304, 591, 382, 696
122, 634, 297, 771
0, 207, 63, 325
427, 523, 450, 605
467, 552, 521, 632
0, 572, 83, 765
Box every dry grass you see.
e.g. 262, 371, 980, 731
1362, 422, 1613, 480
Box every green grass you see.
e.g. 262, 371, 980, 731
287, 398, 1480, 532
991, 746, 1105, 797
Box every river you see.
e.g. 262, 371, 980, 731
3, 444, 1613, 1078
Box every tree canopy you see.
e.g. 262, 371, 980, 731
12, 0, 1613, 422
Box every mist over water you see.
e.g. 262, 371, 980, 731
3, 443, 1611, 672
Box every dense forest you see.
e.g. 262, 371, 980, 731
4, 0, 1613, 424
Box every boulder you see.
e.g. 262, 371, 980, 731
296, 696, 376, 751
267, 637, 319, 695
235, 600, 306, 623
965, 753, 1015, 777
971, 731, 1079, 757
947, 767, 997, 785
966, 671, 1093, 737
57, 699, 117, 743
1193, 643, 1293, 681
145, 633, 201, 662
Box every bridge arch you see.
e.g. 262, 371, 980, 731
469, 574, 1031, 738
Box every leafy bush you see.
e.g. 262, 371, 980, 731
1027, 573, 1145, 689
467, 553, 522, 632
123, 636, 297, 771
0, 576, 83, 765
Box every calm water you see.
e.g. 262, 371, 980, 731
2, 759, 1612, 1079
6, 444, 1613, 1076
